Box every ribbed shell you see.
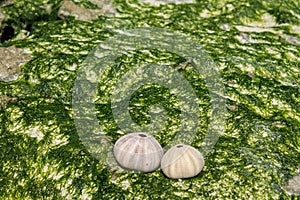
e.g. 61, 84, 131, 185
161, 144, 204, 179
113, 132, 163, 172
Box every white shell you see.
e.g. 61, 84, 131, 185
113, 132, 163, 172
161, 144, 204, 179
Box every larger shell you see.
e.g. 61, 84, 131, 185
113, 132, 163, 172
161, 144, 204, 179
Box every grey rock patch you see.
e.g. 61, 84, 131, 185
0, 8, 6, 37
282, 166, 300, 195
0, 46, 32, 82
0, 0, 14, 7
58, 0, 117, 21
279, 34, 300, 46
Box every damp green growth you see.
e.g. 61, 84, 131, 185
0, 0, 62, 40
72, 0, 101, 9
0, 0, 300, 199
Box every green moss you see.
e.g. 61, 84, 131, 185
1, 0, 62, 38
0, 0, 300, 199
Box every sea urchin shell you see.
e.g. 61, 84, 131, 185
113, 132, 163, 172
161, 144, 204, 179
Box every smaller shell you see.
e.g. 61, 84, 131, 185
161, 144, 204, 179
113, 132, 163, 172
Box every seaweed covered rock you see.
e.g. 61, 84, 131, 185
0, 0, 299, 199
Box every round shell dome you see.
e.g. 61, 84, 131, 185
113, 132, 163, 172
161, 144, 204, 179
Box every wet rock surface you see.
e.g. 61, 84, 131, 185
0, 0, 299, 199
58, 0, 117, 21
0, 46, 31, 82
283, 166, 300, 195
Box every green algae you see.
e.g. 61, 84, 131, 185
0, 0, 62, 40
0, 0, 300, 199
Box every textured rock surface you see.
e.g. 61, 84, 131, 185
0, 46, 31, 82
283, 173, 300, 195
58, 0, 117, 21
0, 0, 299, 199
